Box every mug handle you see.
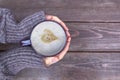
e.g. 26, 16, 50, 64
21, 40, 31, 46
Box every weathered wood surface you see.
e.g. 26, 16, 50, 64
68, 23, 120, 51
13, 52, 120, 80
0, 0, 120, 22
1, 23, 120, 51
0, 0, 120, 80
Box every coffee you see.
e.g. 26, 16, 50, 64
30, 21, 67, 56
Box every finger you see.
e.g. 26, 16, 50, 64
67, 36, 71, 42
46, 15, 69, 31
44, 57, 59, 67
60, 21, 69, 31
64, 40, 71, 52
57, 46, 69, 60
56, 39, 71, 60
66, 31, 71, 37
51, 16, 62, 23
46, 15, 53, 20
46, 15, 61, 22
52, 16, 69, 31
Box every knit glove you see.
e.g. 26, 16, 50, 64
0, 47, 46, 80
0, 8, 46, 80
0, 8, 45, 43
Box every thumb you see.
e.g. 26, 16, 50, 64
44, 57, 59, 67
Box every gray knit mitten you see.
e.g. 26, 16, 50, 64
0, 8, 45, 43
0, 8, 46, 80
0, 47, 45, 80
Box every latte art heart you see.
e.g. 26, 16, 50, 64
41, 29, 58, 43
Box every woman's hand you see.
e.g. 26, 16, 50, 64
44, 15, 71, 67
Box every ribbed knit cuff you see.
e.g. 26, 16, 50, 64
0, 47, 45, 77
6, 11, 46, 43
0, 8, 46, 43
0, 8, 12, 43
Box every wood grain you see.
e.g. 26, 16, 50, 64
13, 52, 120, 80
68, 23, 120, 51
1, 23, 120, 51
0, 0, 120, 22
0, 0, 120, 80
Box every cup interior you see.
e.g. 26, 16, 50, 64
30, 20, 67, 56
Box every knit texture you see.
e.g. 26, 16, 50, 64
0, 8, 45, 43
0, 8, 46, 80
0, 8, 9, 43
0, 47, 45, 80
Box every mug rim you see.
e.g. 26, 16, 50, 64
30, 20, 68, 57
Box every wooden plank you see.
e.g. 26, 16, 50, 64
0, 0, 120, 22
68, 23, 120, 51
1, 0, 120, 8
13, 52, 120, 80
14, 8, 120, 22
1, 23, 120, 51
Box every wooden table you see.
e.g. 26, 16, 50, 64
1, 0, 120, 80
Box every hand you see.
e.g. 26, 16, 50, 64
44, 15, 71, 67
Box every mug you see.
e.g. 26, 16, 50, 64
21, 20, 67, 57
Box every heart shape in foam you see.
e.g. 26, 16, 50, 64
41, 29, 58, 43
